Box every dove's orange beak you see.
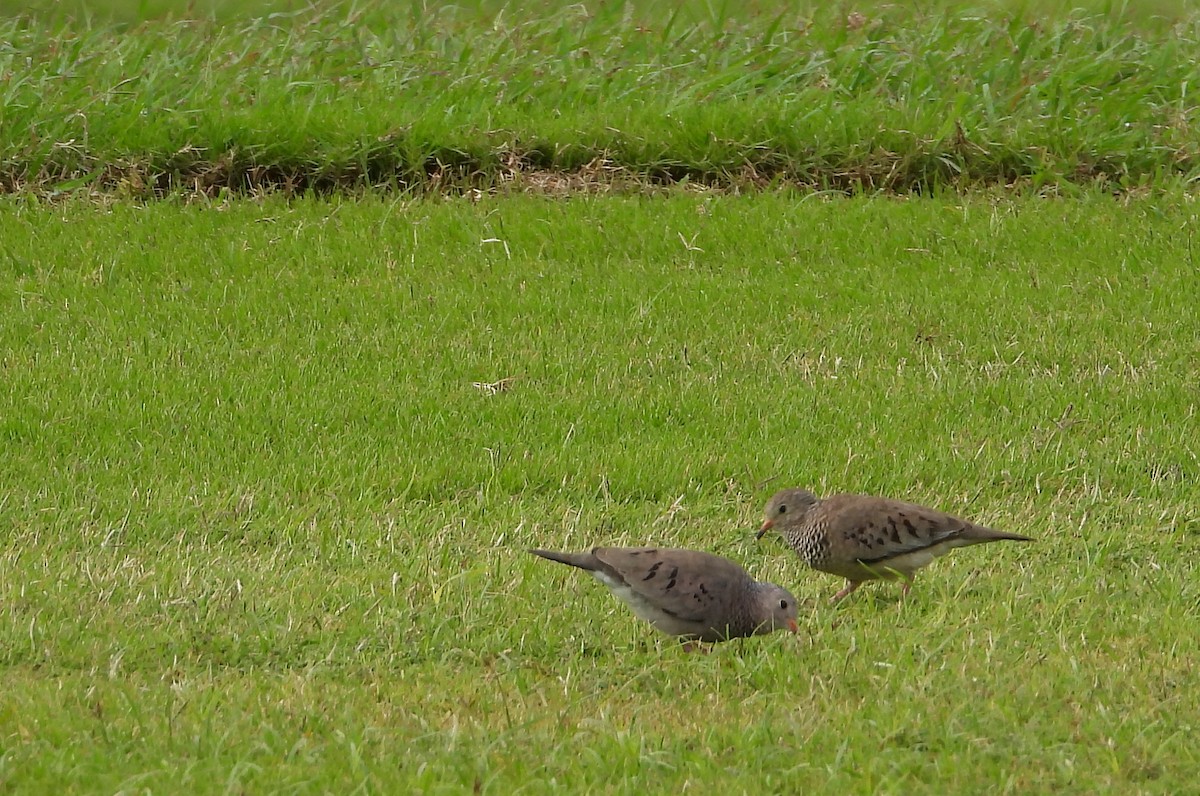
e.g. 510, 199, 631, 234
755, 518, 774, 539
787, 619, 799, 634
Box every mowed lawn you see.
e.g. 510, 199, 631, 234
3, 0, 1200, 194
0, 193, 1197, 792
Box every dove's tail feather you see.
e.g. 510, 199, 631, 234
961, 525, 1035, 544
528, 548, 600, 571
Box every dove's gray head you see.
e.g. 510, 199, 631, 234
756, 488, 820, 539
753, 583, 800, 635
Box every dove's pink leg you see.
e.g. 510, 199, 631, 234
901, 580, 913, 597
830, 581, 861, 603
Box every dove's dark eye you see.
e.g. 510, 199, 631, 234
778, 504, 787, 514
780, 599, 789, 610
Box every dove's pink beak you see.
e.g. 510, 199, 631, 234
786, 619, 799, 634
755, 518, 774, 539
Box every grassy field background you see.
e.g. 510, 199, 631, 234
6, 0, 1195, 23
3, 0, 1200, 792
1, 192, 1198, 792
3, 0, 1200, 195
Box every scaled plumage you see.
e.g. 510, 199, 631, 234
757, 488, 1032, 602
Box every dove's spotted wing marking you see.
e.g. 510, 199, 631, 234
759, 487, 1033, 602
591, 547, 746, 626
818, 496, 976, 564
529, 546, 799, 644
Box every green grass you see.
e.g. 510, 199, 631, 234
1, 191, 1197, 792
3, 0, 1200, 195
4, 0, 1194, 24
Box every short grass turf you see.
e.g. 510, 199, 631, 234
3, 0, 1200, 194
0, 191, 1197, 792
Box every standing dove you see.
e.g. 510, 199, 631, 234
529, 546, 799, 646
756, 488, 1032, 602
